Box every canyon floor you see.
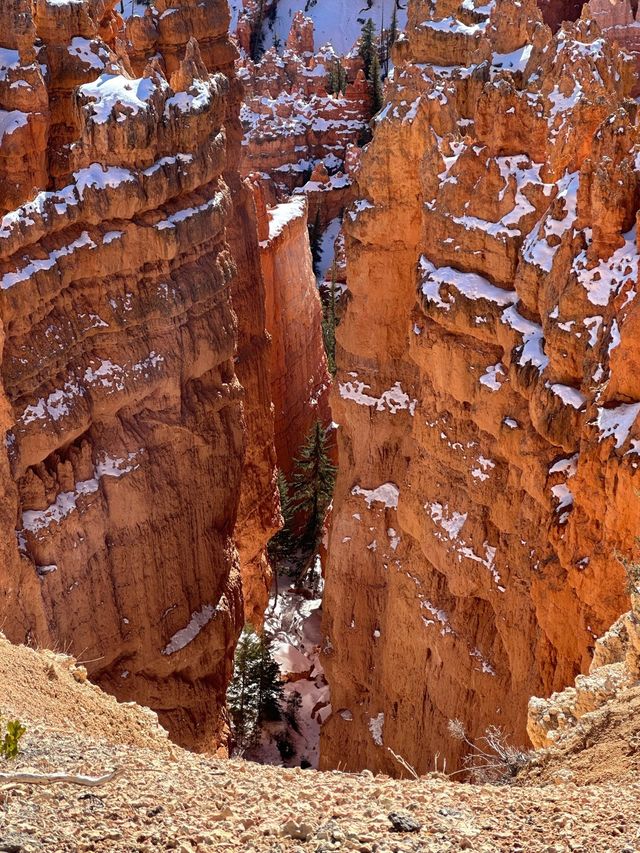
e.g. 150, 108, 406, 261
1, 636, 639, 853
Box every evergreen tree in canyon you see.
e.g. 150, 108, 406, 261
269, 469, 295, 561
328, 58, 348, 96
383, 4, 399, 76
321, 264, 338, 375
228, 626, 283, 753
291, 420, 337, 547
369, 49, 384, 113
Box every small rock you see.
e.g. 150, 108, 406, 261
146, 805, 163, 818
281, 819, 314, 842
388, 812, 422, 834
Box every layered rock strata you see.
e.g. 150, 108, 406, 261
322, 0, 640, 775
0, 0, 278, 751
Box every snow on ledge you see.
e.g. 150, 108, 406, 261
352, 483, 399, 510
162, 603, 217, 655
339, 377, 417, 415
594, 403, 640, 449
264, 196, 307, 243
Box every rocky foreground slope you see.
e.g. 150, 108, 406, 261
0, 0, 282, 752
322, 0, 640, 775
3, 633, 640, 852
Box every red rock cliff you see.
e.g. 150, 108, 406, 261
0, 0, 277, 751
321, 0, 640, 775
258, 193, 331, 473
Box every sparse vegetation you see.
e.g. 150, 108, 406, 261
328, 58, 348, 96
447, 718, 530, 783
0, 718, 26, 760
269, 469, 296, 562
267, 420, 336, 574
369, 48, 384, 113
321, 263, 338, 375
358, 18, 377, 80
616, 540, 640, 603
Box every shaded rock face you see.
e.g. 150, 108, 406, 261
537, 0, 586, 29
0, 0, 277, 752
257, 192, 331, 473
321, 0, 640, 775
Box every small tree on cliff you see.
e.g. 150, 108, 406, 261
291, 421, 337, 547
309, 208, 323, 272
383, 4, 398, 76
249, 0, 266, 60
328, 58, 348, 96
228, 626, 283, 753
358, 18, 376, 79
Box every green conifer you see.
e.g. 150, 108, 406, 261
369, 50, 384, 114
291, 421, 337, 547
227, 626, 283, 752
358, 18, 376, 79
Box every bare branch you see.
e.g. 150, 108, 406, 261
0, 768, 124, 787
386, 747, 419, 780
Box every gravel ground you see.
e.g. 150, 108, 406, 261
0, 638, 639, 852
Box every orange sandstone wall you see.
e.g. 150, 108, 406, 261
259, 194, 331, 473
0, 0, 277, 752
321, 0, 640, 775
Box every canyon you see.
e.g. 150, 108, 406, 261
1, 0, 640, 794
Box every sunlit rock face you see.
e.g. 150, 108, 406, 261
0, 0, 279, 753
321, 0, 640, 775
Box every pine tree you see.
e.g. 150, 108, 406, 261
328, 59, 348, 96
249, 0, 265, 60
358, 18, 376, 79
321, 263, 338, 376
227, 627, 262, 751
227, 626, 283, 753
284, 690, 303, 734
369, 50, 384, 114
384, 4, 398, 76
257, 632, 284, 723
291, 421, 337, 547
309, 208, 323, 273
389, 4, 398, 50
269, 469, 295, 559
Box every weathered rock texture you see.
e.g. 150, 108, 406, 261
523, 588, 640, 785
257, 193, 331, 472
587, 0, 640, 94
0, 0, 278, 751
321, 0, 640, 775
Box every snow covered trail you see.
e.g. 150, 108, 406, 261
247, 569, 331, 768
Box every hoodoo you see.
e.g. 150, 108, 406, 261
321, 0, 640, 774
